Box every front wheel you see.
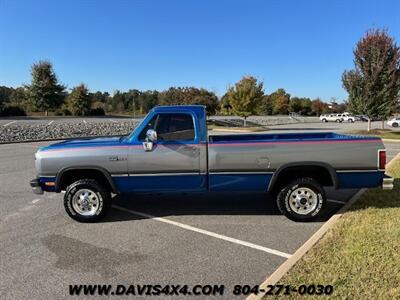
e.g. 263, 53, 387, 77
277, 178, 326, 222
393, 122, 399, 128
64, 179, 111, 222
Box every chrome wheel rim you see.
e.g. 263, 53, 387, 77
72, 189, 100, 216
288, 187, 318, 215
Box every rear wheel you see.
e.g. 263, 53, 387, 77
277, 177, 326, 222
393, 122, 399, 128
64, 179, 111, 222
321, 118, 327, 122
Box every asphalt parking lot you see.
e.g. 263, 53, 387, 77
1, 138, 398, 299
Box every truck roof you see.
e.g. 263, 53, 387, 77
151, 105, 206, 113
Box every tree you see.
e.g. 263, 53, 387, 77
289, 97, 303, 113
266, 88, 290, 115
302, 99, 312, 115
158, 87, 219, 114
26, 60, 65, 115
138, 90, 159, 113
65, 84, 91, 116
0, 86, 14, 111
342, 29, 400, 130
219, 93, 232, 115
225, 76, 264, 125
311, 98, 327, 116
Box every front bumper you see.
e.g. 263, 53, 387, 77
30, 178, 44, 195
382, 175, 394, 190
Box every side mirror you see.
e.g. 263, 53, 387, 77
143, 141, 154, 152
143, 129, 157, 152
146, 129, 157, 142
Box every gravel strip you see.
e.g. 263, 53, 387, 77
0, 116, 320, 143
0, 121, 140, 143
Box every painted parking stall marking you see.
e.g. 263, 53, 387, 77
113, 205, 292, 258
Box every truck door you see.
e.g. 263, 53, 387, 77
127, 112, 205, 192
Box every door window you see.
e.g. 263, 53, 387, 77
156, 113, 195, 141
138, 113, 195, 141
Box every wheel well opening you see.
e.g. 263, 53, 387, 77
58, 169, 113, 192
271, 165, 334, 192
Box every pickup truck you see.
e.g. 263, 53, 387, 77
31, 105, 393, 222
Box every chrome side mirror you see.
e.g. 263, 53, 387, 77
146, 129, 157, 142
143, 141, 153, 152
143, 129, 157, 151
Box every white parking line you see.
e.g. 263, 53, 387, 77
47, 120, 54, 125
327, 199, 347, 205
83, 120, 87, 124
32, 199, 41, 204
113, 205, 292, 258
109, 119, 118, 123
3, 121, 16, 127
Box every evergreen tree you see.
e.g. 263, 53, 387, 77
26, 60, 65, 115
65, 84, 91, 116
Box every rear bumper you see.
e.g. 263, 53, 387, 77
30, 178, 44, 195
382, 175, 394, 190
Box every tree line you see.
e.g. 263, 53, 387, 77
0, 65, 340, 117
1, 28, 398, 123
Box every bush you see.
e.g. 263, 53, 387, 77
0, 106, 26, 116
55, 108, 72, 116
88, 107, 105, 116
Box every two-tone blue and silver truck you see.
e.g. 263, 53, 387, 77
30, 105, 393, 222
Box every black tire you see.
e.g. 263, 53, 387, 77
277, 177, 326, 222
64, 179, 111, 222
393, 122, 399, 128
321, 118, 327, 123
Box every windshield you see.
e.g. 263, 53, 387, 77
125, 112, 151, 141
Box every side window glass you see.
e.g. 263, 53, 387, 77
156, 114, 195, 141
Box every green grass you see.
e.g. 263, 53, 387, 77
270, 155, 400, 299
347, 129, 400, 140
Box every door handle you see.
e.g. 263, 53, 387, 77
109, 156, 126, 161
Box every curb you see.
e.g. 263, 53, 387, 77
382, 138, 400, 143
245, 188, 367, 300
247, 153, 400, 300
